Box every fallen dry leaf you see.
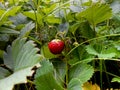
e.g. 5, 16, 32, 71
82, 82, 100, 90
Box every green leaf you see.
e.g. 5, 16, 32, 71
68, 47, 81, 65
112, 14, 120, 23
0, 9, 5, 16
0, 6, 21, 26
111, 77, 120, 83
0, 67, 11, 79
79, 21, 95, 39
0, 49, 4, 58
0, 38, 42, 90
46, 15, 61, 24
41, 44, 56, 59
68, 46, 83, 65
23, 11, 43, 25
42, 3, 56, 14
34, 60, 64, 90
86, 45, 116, 58
0, 67, 38, 90
100, 45, 117, 58
19, 22, 35, 38
12, 38, 41, 71
114, 42, 120, 50
69, 63, 94, 85
3, 38, 41, 70
76, 4, 112, 25
86, 45, 99, 55
59, 22, 69, 33
3, 46, 14, 70
8, 0, 28, 4
72, 21, 95, 39
52, 59, 66, 86
98, 53, 116, 58
111, 1, 120, 13
0, 27, 20, 34
66, 12, 75, 22
68, 78, 82, 90
68, 45, 93, 65
0, 34, 9, 41
69, 22, 80, 35
9, 13, 28, 25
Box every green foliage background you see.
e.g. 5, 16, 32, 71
0, 0, 120, 90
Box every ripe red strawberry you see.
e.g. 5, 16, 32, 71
48, 39, 64, 54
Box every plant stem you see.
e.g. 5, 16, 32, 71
104, 71, 120, 79
28, 36, 42, 45
103, 61, 111, 88
93, 24, 96, 37
100, 59, 103, 89
65, 58, 69, 88
33, 1, 38, 34
66, 33, 120, 56
71, 58, 120, 68
29, 0, 39, 34
27, 79, 34, 85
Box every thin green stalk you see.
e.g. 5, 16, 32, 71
65, 58, 69, 88
28, 36, 42, 45
104, 71, 120, 79
27, 79, 34, 85
93, 24, 96, 37
29, 1, 39, 34
66, 33, 120, 56
100, 59, 103, 89
92, 23, 97, 83
71, 57, 120, 68
103, 61, 111, 88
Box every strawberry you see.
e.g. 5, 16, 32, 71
48, 39, 64, 54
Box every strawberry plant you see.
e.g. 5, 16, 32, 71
0, 0, 120, 90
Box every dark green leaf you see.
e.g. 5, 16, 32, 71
3, 46, 14, 70
69, 22, 80, 35
69, 63, 94, 85
19, 22, 35, 38
68, 45, 92, 65
0, 34, 9, 41
34, 60, 64, 90
0, 67, 11, 79
9, 13, 28, 25
76, 4, 112, 25
79, 22, 95, 39
52, 59, 66, 86
0, 27, 19, 34
0, 49, 4, 59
